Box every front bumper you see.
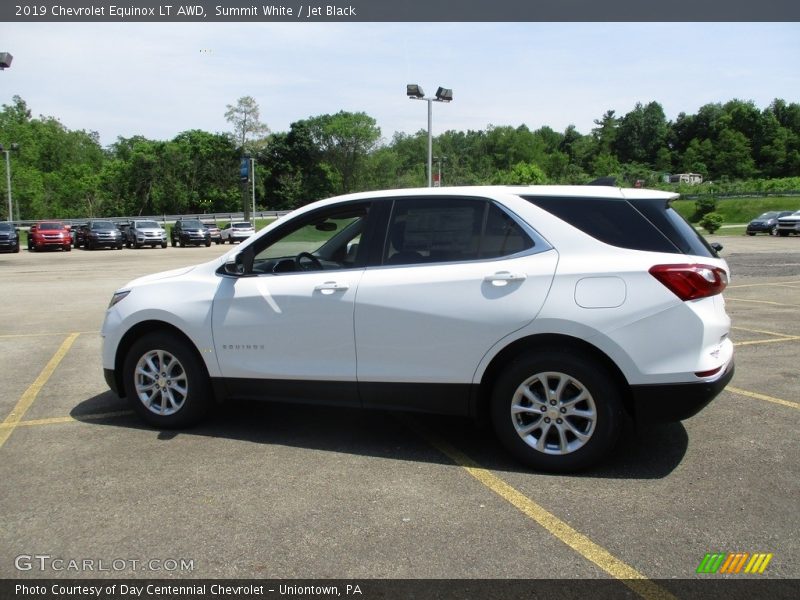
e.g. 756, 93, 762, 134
104, 368, 122, 396
630, 359, 734, 423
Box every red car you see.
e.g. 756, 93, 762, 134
28, 221, 72, 252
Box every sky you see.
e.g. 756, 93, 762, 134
1, 22, 799, 147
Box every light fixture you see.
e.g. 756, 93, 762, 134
435, 87, 453, 102
405, 84, 454, 187
406, 84, 425, 99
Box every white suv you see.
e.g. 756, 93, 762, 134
102, 186, 734, 471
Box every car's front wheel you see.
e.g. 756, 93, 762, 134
123, 332, 211, 428
491, 350, 623, 472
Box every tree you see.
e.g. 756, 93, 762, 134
303, 111, 381, 194
224, 96, 269, 152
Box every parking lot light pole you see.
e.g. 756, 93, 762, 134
406, 85, 453, 187
0, 143, 18, 222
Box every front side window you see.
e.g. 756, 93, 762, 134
252, 206, 368, 274
383, 198, 533, 266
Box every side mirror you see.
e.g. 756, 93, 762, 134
224, 246, 255, 276
710, 242, 723, 254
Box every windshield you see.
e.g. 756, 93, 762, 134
181, 220, 203, 228
756, 212, 777, 219
233, 222, 253, 229
0, 223, 13, 232
91, 221, 115, 230
136, 221, 160, 229
40, 222, 65, 230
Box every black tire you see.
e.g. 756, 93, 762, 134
490, 349, 623, 472
778, 231, 789, 237
64, 245, 71, 252
205, 240, 211, 247
171, 237, 177, 247
746, 232, 755, 236
161, 242, 167, 248
179, 239, 185, 248
28, 242, 35, 252
123, 331, 212, 428
13, 244, 19, 253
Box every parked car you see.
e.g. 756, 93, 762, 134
83, 220, 124, 250
0, 222, 20, 253
203, 221, 222, 245
220, 221, 255, 244
28, 221, 72, 252
69, 222, 87, 247
746, 211, 793, 236
171, 219, 211, 247
102, 185, 734, 472
776, 210, 800, 236
126, 219, 168, 249
117, 222, 132, 243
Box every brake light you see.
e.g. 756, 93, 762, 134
649, 264, 728, 301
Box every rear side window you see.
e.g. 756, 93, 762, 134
384, 198, 533, 266
523, 196, 714, 257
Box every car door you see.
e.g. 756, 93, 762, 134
354, 196, 558, 414
211, 201, 374, 405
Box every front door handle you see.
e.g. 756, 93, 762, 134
314, 281, 350, 295
484, 271, 527, 286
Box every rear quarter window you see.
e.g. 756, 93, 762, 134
523, 196, 714, 258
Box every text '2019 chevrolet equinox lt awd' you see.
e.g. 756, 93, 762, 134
102, 186, 734, 472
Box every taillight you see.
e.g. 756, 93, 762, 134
649, 264, 728, 301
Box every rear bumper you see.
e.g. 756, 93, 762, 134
630, 359, 734, 423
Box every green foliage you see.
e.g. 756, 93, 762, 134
3, 94, 800, 219
693, 196, 719, 222
492, 161, 547, 185
699, 212, 724, 234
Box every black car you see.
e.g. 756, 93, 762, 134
746, 211, 793, 236
0, 222, 20, 253
171, 219, 211, 247
83, 220, 124, 250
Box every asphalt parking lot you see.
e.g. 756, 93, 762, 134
0, 236, 797, 593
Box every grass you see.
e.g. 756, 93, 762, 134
672, 196, 800, 224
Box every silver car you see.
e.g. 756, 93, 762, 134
128, 220, 168, 249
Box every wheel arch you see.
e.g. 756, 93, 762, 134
113, 320, 212, 399
473, 333, 633, 421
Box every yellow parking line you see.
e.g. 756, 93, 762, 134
727, 387, 800, 410
411, 424, 675, 600
726, 297, 800, 308
0, 331, 98, 339
734, 337, 800, 347
0, 333, 80, 449
0, 410, 133, 430
727, 280, 800, 289
731, 326, 796, 338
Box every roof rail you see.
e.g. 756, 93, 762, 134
587, 177, 617, 187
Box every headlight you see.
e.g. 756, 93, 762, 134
108, 290, 130, 308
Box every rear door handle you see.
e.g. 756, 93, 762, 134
314, 281, 350, 295
484, 271, 527, 286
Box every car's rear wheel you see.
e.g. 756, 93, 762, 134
491, 350, 623, 472
123, 332, 211, 428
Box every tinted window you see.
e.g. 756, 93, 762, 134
523, 196, 714, 257
0, 223, 13, 232
91, 221, 115, 230
384, 198, 533, 266
180, 220, 203, 228
136, 221, 160, 228
40, 222, 65, 230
